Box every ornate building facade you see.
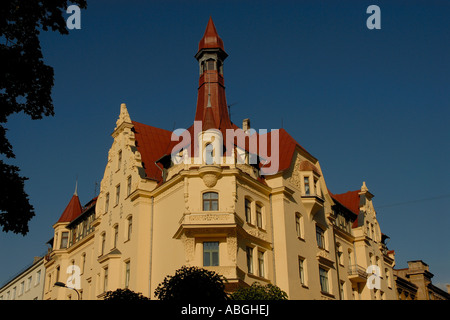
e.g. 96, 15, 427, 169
43, 18, 398, 300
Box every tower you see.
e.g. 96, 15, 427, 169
194, 17, 232, 131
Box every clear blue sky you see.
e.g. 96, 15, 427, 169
1, 0, 449, 290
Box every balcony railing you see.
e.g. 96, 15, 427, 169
348, 264, 368, 283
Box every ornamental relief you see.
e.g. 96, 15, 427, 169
287, 152, 302, 191
243, 226, 269, 242
202, 173, 218, 188
185, 213, 234, 224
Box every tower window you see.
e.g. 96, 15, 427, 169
205, 143, 214, 165
206, 59, 215, 71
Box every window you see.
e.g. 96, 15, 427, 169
304, 177, 310, 195
256, 204, 263, 228
125, 261, 130, 288
105, 192, 110, 213
245, 199, 252, 223
258, 251, 265, 278
316, 226, 325, 249
319, 267, 329, 293
48, 274, 52, 292
19, 281, 24, 296
246, 247, 253, 274
113, 225, 119, 248
127, 216, 132, 241
118, 150, 122, 170
27, 276, 32, 291
101, 233, 106, 256
127, 175, 132, 196
103, 267, 108, 292
295, 213, 303, 238
115, 184, 120, 205
60, 232, 69, 249
340, 281, 345, 300
81, 254, 86, 274
205, 143, 214, 165
336, 244, 343, 265
385, 268, 391, 287
206, 59, 215, 71
298, 257, 305, 285
348, 250, 353, 267
203, 242, 219, 266
35, 270, 41, 285
203, 192, 218, 211
56, 266, 60, 282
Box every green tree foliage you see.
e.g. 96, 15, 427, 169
230, 282, 288, 300
0, 0, 86, 235
104, 288, 150, 301
154, 266, 229, 301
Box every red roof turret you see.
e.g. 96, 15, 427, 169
57, 194, 83, 223
198, 17, 225, 52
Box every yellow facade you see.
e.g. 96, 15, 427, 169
43, 20, 398, 300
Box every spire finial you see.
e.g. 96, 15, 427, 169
361, 181, 368, 192
74, 177, 78, 196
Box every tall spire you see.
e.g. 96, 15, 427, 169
74, 178, 78, 196
194, 17, 232, 131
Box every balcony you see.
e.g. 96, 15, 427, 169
348, 265, 368, 283
301, 195, 324, 217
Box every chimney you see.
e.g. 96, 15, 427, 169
242, 118, 250, 132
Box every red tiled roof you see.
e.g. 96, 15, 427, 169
57, 194, 82, 223
299, 160, 321, 176
331, 190, 361, 228
132, 121, 173, 181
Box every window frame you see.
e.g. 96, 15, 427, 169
319, 267, 329, 293
202, 192, 219, 211
203, 241, 219, 267
316, 225, 325, 249
245, 198, 252, 224
246, 246, 254, 274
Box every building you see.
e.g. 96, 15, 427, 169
43, 17, 398, 300
0, 256, 45, 300
394, 260, 450, 300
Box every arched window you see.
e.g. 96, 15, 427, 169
203, 192, 218, 211
336, 243, 344, 265
256, 203, 263, 229
295, 213, 303, 239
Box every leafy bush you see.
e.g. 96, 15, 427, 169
154, 266, 228, 301
230, 282, 288, 300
